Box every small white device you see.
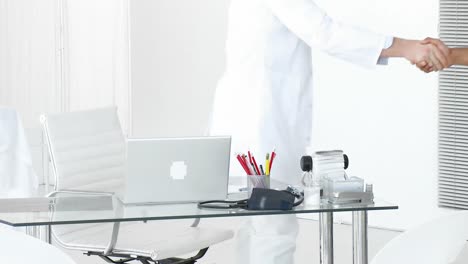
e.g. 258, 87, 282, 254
120, 136, 231, 204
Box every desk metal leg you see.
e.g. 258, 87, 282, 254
46, 225, 51, 244
352, 211, 368, 264
25, 225, 50, 243
25, 226, 35, 237
319, 212, 334, 264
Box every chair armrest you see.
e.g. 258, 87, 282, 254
191, 218, 201, 227
47, 190, 114, 198
47, 190, 121, 255
104, 222, 120, 255
47, 191, 198, 254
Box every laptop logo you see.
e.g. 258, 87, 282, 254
170, 161, 187, 180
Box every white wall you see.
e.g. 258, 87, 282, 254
0, 0, 61, 127
65, 0, 131, 132
0, 0, 130, 129
129, 0, 229, 138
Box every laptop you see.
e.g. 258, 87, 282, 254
120, 136, 231, 204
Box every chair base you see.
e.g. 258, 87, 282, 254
85, 247, 209, 264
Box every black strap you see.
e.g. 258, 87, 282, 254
292, 193, 304, 207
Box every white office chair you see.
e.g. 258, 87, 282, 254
0, 226, 76, 263
371, 211, 468, 264
41, 107, 234, 264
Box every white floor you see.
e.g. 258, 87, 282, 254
58, 216, 402, 264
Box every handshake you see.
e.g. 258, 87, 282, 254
383, 37, 453, 73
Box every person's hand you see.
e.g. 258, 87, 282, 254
415, 38, 451, 73
380, 37, 450, 72
405, 39, 449, 72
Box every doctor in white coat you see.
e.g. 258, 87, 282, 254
0, 108, 38, 198
209, 0, 449, 263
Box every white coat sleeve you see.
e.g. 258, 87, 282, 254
264, 0, 390, 67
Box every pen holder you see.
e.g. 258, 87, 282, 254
247, 175, 270, 197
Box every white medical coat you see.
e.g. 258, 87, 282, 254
209, 1, 389, 263
0, 108, 38, 197
210, 0, 388, 184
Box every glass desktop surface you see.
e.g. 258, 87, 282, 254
0, 191, 397, 227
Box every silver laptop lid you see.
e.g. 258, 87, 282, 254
123, 136, 231, 204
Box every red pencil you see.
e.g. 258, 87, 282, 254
269, 150, 276, 173
237, 154, 251, 175
248, 151, 253, 164
242, 154, 253, 175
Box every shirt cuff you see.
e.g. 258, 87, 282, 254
377, 36, 394, 65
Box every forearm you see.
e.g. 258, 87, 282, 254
266, 0, 390, 67
449, 48, 468, 66
380, 38, 415, 59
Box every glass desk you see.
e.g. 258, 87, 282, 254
0, 192, 397, 264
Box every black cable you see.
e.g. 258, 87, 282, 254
197, 188, 304, 210
198, 199, 248, 209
